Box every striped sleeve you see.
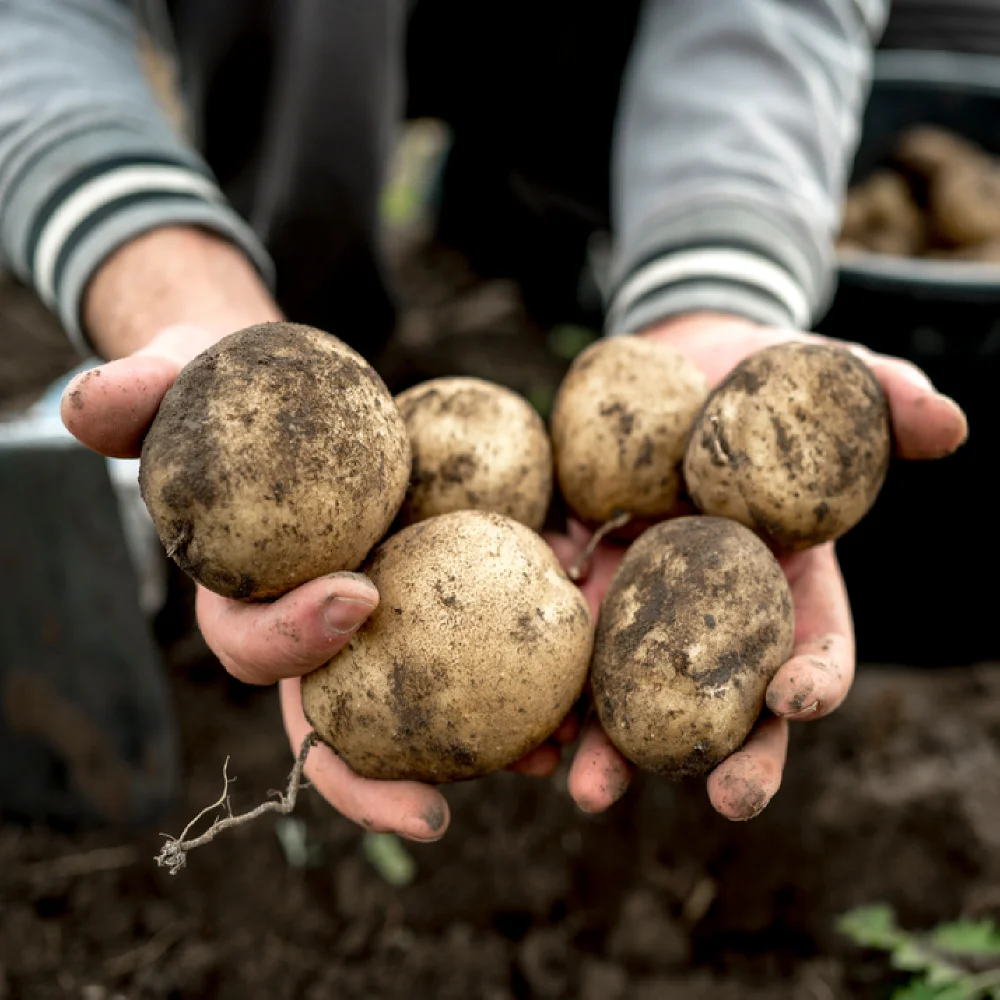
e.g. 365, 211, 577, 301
0, 0, 273, 353
607, 0, 889, 336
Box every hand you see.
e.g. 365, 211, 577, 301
61, 322, 585, 841
545, 312, 969, 821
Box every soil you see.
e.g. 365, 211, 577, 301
2, 237, 1000, 999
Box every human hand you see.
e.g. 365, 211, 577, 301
60, 321, 586, 841
544, 311, 968, 821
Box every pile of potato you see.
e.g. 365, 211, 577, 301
839, 124, 1000, 262
140, 322, 890, 787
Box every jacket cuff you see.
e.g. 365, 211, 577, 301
1, 125, 274, 353
604, 198, 829, 336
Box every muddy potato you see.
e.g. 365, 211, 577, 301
683, 342, 890, 552
550, 337, 708, 525
894, 125, 988, 180
140, 321, 411, 601
592, 516, 794, 778
395, 377, 552, 531
301, 510, 594, 782
930, 161, 1000, 247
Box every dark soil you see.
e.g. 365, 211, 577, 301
2, 239, 999, 999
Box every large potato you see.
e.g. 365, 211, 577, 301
591, 517, 794, 778
301, 510, 594, 782
395, 377, 552, 531
550, 337, 708, 525
140, 321, 411, 601
683, 342, 890, 552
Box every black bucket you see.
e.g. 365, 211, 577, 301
817, 51, 1000, 666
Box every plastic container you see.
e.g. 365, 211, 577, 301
817, 50, 1000, 665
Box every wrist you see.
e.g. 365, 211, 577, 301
82, 226, 282, 360
636, 311, 764, 343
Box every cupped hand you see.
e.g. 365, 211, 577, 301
59, 324, 586, 842
543, 312, 969, 821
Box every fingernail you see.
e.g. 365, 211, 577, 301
324, 571, 378, 602
779, 700, 819, 720
323, 596, 375, 636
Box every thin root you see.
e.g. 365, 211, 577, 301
568, 511, 632, 581
155, 731, 319, 875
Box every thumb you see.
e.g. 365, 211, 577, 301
60, 325, 222, 459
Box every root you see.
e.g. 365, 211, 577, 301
155, 731, 319, 875
568, 511, 632, 581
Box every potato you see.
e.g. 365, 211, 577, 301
140, 321, 411, 601
683, 342, 890, 552
395, 377, 552, 531
894, 125, 988, 180
550, 337, 708, 525
591, 516, 794, 778
852, 170, 927, 257
301, 510, 594, 782
930, 160, 1000, 247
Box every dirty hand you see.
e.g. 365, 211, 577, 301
544, 312, 968, 821
60, 322, 586, 842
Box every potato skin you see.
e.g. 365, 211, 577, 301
683, 343, 890, 552
395, 377, 552, 531
140, 321, 411, 601
301, 510, 594, 783
550, 337, 708, 525
592, 517, 794, 778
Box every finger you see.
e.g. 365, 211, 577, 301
767, 544, 855, 720
60, 355, 182, 458
59, 325, 221, 459
567, 719, 635, 813
860, 353, 968, 460
552, 708, 582, 746
707, 715, 789, 821
765, 632, 854, 720
197, 572, 378, 686
507, 742, 562, 777
281, 678, 449, 842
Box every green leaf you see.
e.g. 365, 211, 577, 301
526, 384, 556, 419
931, 920, 1000, 958
891, 982, 962, 1000
362, 832, 417, 888
838, 904, 903, 950
546, 324, 599, 361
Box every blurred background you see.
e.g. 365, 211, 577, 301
2, 2, 1000, 998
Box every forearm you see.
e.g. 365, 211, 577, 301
608, 0, 889, 335
83, 227, 282, 359
0, 0, 273, 352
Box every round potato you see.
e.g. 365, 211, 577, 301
930, 161, 1000, 247
894, 125, 988, 180
140, 321, 411, 601
591, 516, 794, 778
683, 342, 890, 552
301, 510, 594, 783
550, 337, 708, 525
395, 377, 552, 531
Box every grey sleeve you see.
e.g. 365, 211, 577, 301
606, 0, 889, 336
0, 0, 273, 352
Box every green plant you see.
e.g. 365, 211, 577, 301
838, 904, 1000, 999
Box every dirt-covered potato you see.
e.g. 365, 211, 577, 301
683, 342, 890, 552
550, 337, 708, 525
894, 125, 987, 180
140, 321, 411, 601
930, 161, 1000, 247
301, 510, 594, 782
395, 377, 552, 531
591, 516, 794, 778
840, 170, 927, 257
